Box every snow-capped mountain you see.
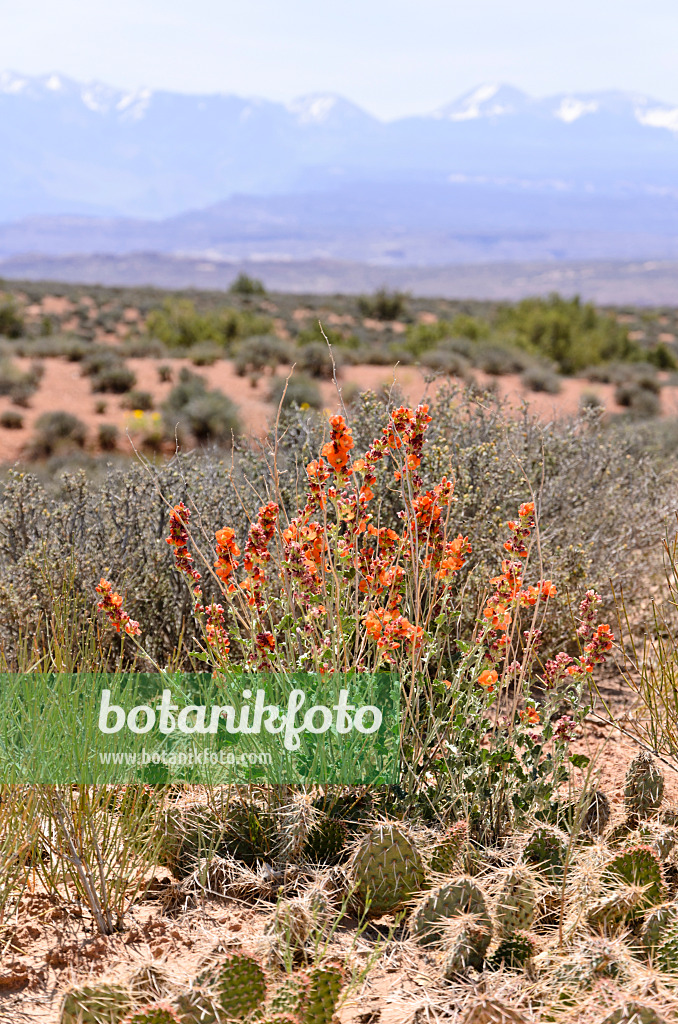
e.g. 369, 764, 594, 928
2, 72, 678, 267
2, 71, 678, 222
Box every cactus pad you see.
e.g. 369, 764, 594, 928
586, 886, 647, 932
410, 876, 490, 946
430, 821, 468, 875
602, 1003, 668, 1024
521, 826, 567, 881
602, 844, 664, 910
174, 989, 218, 1024
207, 952, 267, 1020
302, 818, 348, 864
122, 1006, 181, 1024
302, 962, 345, 1024
350, 822, 425, 915
461, 999, 530, 1024
60, 983, 132, 1024
128, 965, 173, 1005
487, 931, 538, 970
441, 913, 492, 976
267, 973, 311, 1018
495, 867, 536, 937
640, 902, 678, 952
624, 752, 664, 818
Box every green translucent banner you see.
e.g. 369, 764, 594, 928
0, 671, 400, 784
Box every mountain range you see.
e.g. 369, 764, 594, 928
2, 72, 678, 270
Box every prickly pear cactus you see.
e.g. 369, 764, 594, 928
303, 961, 345, 1024
624, 752, 664, 818
655, 929, 678, 973
302, 818, 348, 864
653, 827, 677, 861
430, 821, 468, 875
122, 1006, 181, 1024
602, 1003, 667, 1024
410, 876, 491, 946
349, 822, 425, 915
441, 913, 492, 976
208, 952, 267, 1020
259, 1017, 302, 1024
60, 983, 132, 1024
128, 965, 173, 1005
173, 989, 218, 1024
640, 902, 678, 952
267, 973, 311, 1018
222, 803, 276, 865
521, 826, 567, 880
266, 898, 314, 954
157, 802, 223, 879
495, 867, 536, 937
487, 931, 538, 971
461, 999, 530, 1024
581, 789, 611, 835
586, 886, 646, 932
602, 844, 664, 910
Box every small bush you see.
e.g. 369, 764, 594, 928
615, 382, 661, 417
97, 423, 119, 450
521, 365, 562, 394
158, 364, 173, 383
420, 349, 470, 376
180, 393, 241, 443
233, 335, 292, 376
121, 390, 154, 411
648, 342, 678, 370
475, 344, 530, 375
579, 390, 604, 413
162, 368, 240, 445
229, 272, 266, 296
297, 341, 339, 379
190, 341, 222, 366
0, 298, 24, 338
30, 411, 87, 457
268, 374, 322, 409
0, 409, 23, 429
163, 368, 208, 415
358, 288, 407, 321
95, 400, 107, 415
91, 362, 137, 394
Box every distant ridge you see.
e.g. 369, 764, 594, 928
2, 253, 677, 306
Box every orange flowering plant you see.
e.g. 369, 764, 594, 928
97, 402, 613, 835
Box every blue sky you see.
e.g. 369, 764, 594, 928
2, 0, 677, 118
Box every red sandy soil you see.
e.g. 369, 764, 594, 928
0, 356, 673, 465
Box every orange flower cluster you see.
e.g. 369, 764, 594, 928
204, 602, 230, 658
241, 502, 279, 607
519, 706, 540, 725
321, 415, 355, 476
436, 535, 472, 581
166, 502, 202, 583
364, 607, 423, 656
503, 501, 535, 557
283, 520, 325, 580
95, 578, 141, 637
214, 527, 240, 591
